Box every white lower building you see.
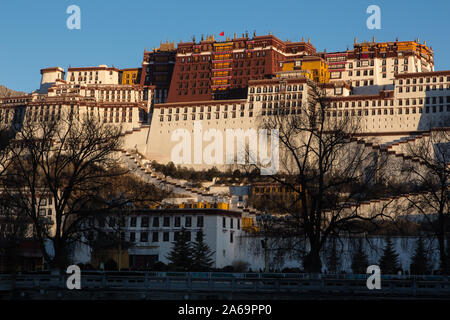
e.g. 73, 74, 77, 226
89, 207, 247, 269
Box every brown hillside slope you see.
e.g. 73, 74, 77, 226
0, 85, 26, 98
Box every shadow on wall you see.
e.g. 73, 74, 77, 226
8, 105, 26, 133
417, 89, 450, 131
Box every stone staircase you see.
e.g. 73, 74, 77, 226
350, 133, 430, 166
118, 149, 262, 216
323, 190, 433, 219
118, 127, 449, 220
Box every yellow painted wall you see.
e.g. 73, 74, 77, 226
122, 69, 139, 85
242, 217, 258, 232
281, 61, 295, 71
281, 59, 329, 83
301, 60, 329, 83
179, 202, 229, 210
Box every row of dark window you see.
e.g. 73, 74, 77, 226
399, 85, 450, 92
250, 84, 304, 93
161, 104, 246, 114
250, 93, 302, 101
126, 230, 235, 244
399, 76, 450, 85
99, 216, 240, 232
160, 111, 253, 121
326, 105, 450, 117
128, 216, 203, 228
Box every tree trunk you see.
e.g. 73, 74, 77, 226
303, 248, 322, 273
438, 236, 447, 275
438, 211, 447, 275
50, 239, 68, 274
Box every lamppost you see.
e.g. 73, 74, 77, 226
256, 209, 272, 273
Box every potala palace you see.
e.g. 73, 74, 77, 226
1, 34, 449, 167
1, 33, 449, 272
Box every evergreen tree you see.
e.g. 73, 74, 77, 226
379, 237, 401, 274
351, 239, 369, 274
166, 228, 193, 271
410, 237, 430, 275
191, 230, 215, 271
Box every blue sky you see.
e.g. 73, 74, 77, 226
1, 0, 449, 93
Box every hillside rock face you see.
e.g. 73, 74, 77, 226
0, 85, 26, 98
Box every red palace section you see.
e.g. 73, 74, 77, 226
162, 33, 316, 103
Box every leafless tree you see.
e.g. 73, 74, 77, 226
81, 174, 169, 270
1, 113, 127, 271
249, 81, 393, 272
0, 126, 29, 274
0, 126, 14, 177
399, 129, 449, 273
0, 194, 33, 273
